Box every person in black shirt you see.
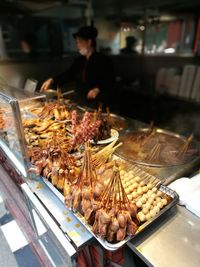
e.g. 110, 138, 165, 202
120, 36, 138, 55
40, 26, 115, 106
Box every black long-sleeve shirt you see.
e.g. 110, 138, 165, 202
53, 52, 115, 104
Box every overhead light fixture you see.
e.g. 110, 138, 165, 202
139, 25, 145, 31
164, 48, 175, 54
160, 15, 176, 22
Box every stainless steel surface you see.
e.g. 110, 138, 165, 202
127, 205, 200, 267
0, 83, 45, 102
156, 156, 200, 185
28, 178, 93, 249
21, 182, 77, 258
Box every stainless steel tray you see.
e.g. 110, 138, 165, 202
116, 128, 198, 167
42, 177, 179, 251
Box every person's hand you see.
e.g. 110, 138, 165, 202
40, 78, 53, 91
87, 88, 100, 99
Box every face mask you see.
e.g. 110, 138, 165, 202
79, 48, 88, 56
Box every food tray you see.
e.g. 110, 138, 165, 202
116, 128, 198, 167
42, 177, 179, 251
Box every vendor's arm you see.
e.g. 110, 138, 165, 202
40, 78, 54, 91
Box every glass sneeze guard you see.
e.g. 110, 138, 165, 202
0, 83, 46, 180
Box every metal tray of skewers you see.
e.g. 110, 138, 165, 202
74, 184, 178, 251
42, 161, 179, 251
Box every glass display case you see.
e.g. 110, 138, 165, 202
0, 83, 93, 264
0, 83, 46, 180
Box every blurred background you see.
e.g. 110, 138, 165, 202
0, 0, 199, 58
0, 0, 200, 137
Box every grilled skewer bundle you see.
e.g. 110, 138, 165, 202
65, 143, 99, 219
93, 107, 112, 142
70, 110, 101, 149
92, 164, 139, 242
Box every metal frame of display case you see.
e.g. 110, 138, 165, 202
0, 83, 46, 179
26, 177, 93, 248
21, 183, 77, 267
0, 84, 93, 264
0, 93, 28, 178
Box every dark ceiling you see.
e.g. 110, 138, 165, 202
0, 0, 200, 17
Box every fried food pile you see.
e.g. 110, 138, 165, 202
24, 101, 119, 193
0, 108, 14, 131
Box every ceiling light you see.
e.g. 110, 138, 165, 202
139, 25, 145, 31
164, 48, 175, 54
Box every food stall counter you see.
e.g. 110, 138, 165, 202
127, 205, 200, 267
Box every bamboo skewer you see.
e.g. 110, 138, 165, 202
100, 163, 131, 213
178, 133, 193, 158
146, 143, 161, 162
92, 140, 122, 168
